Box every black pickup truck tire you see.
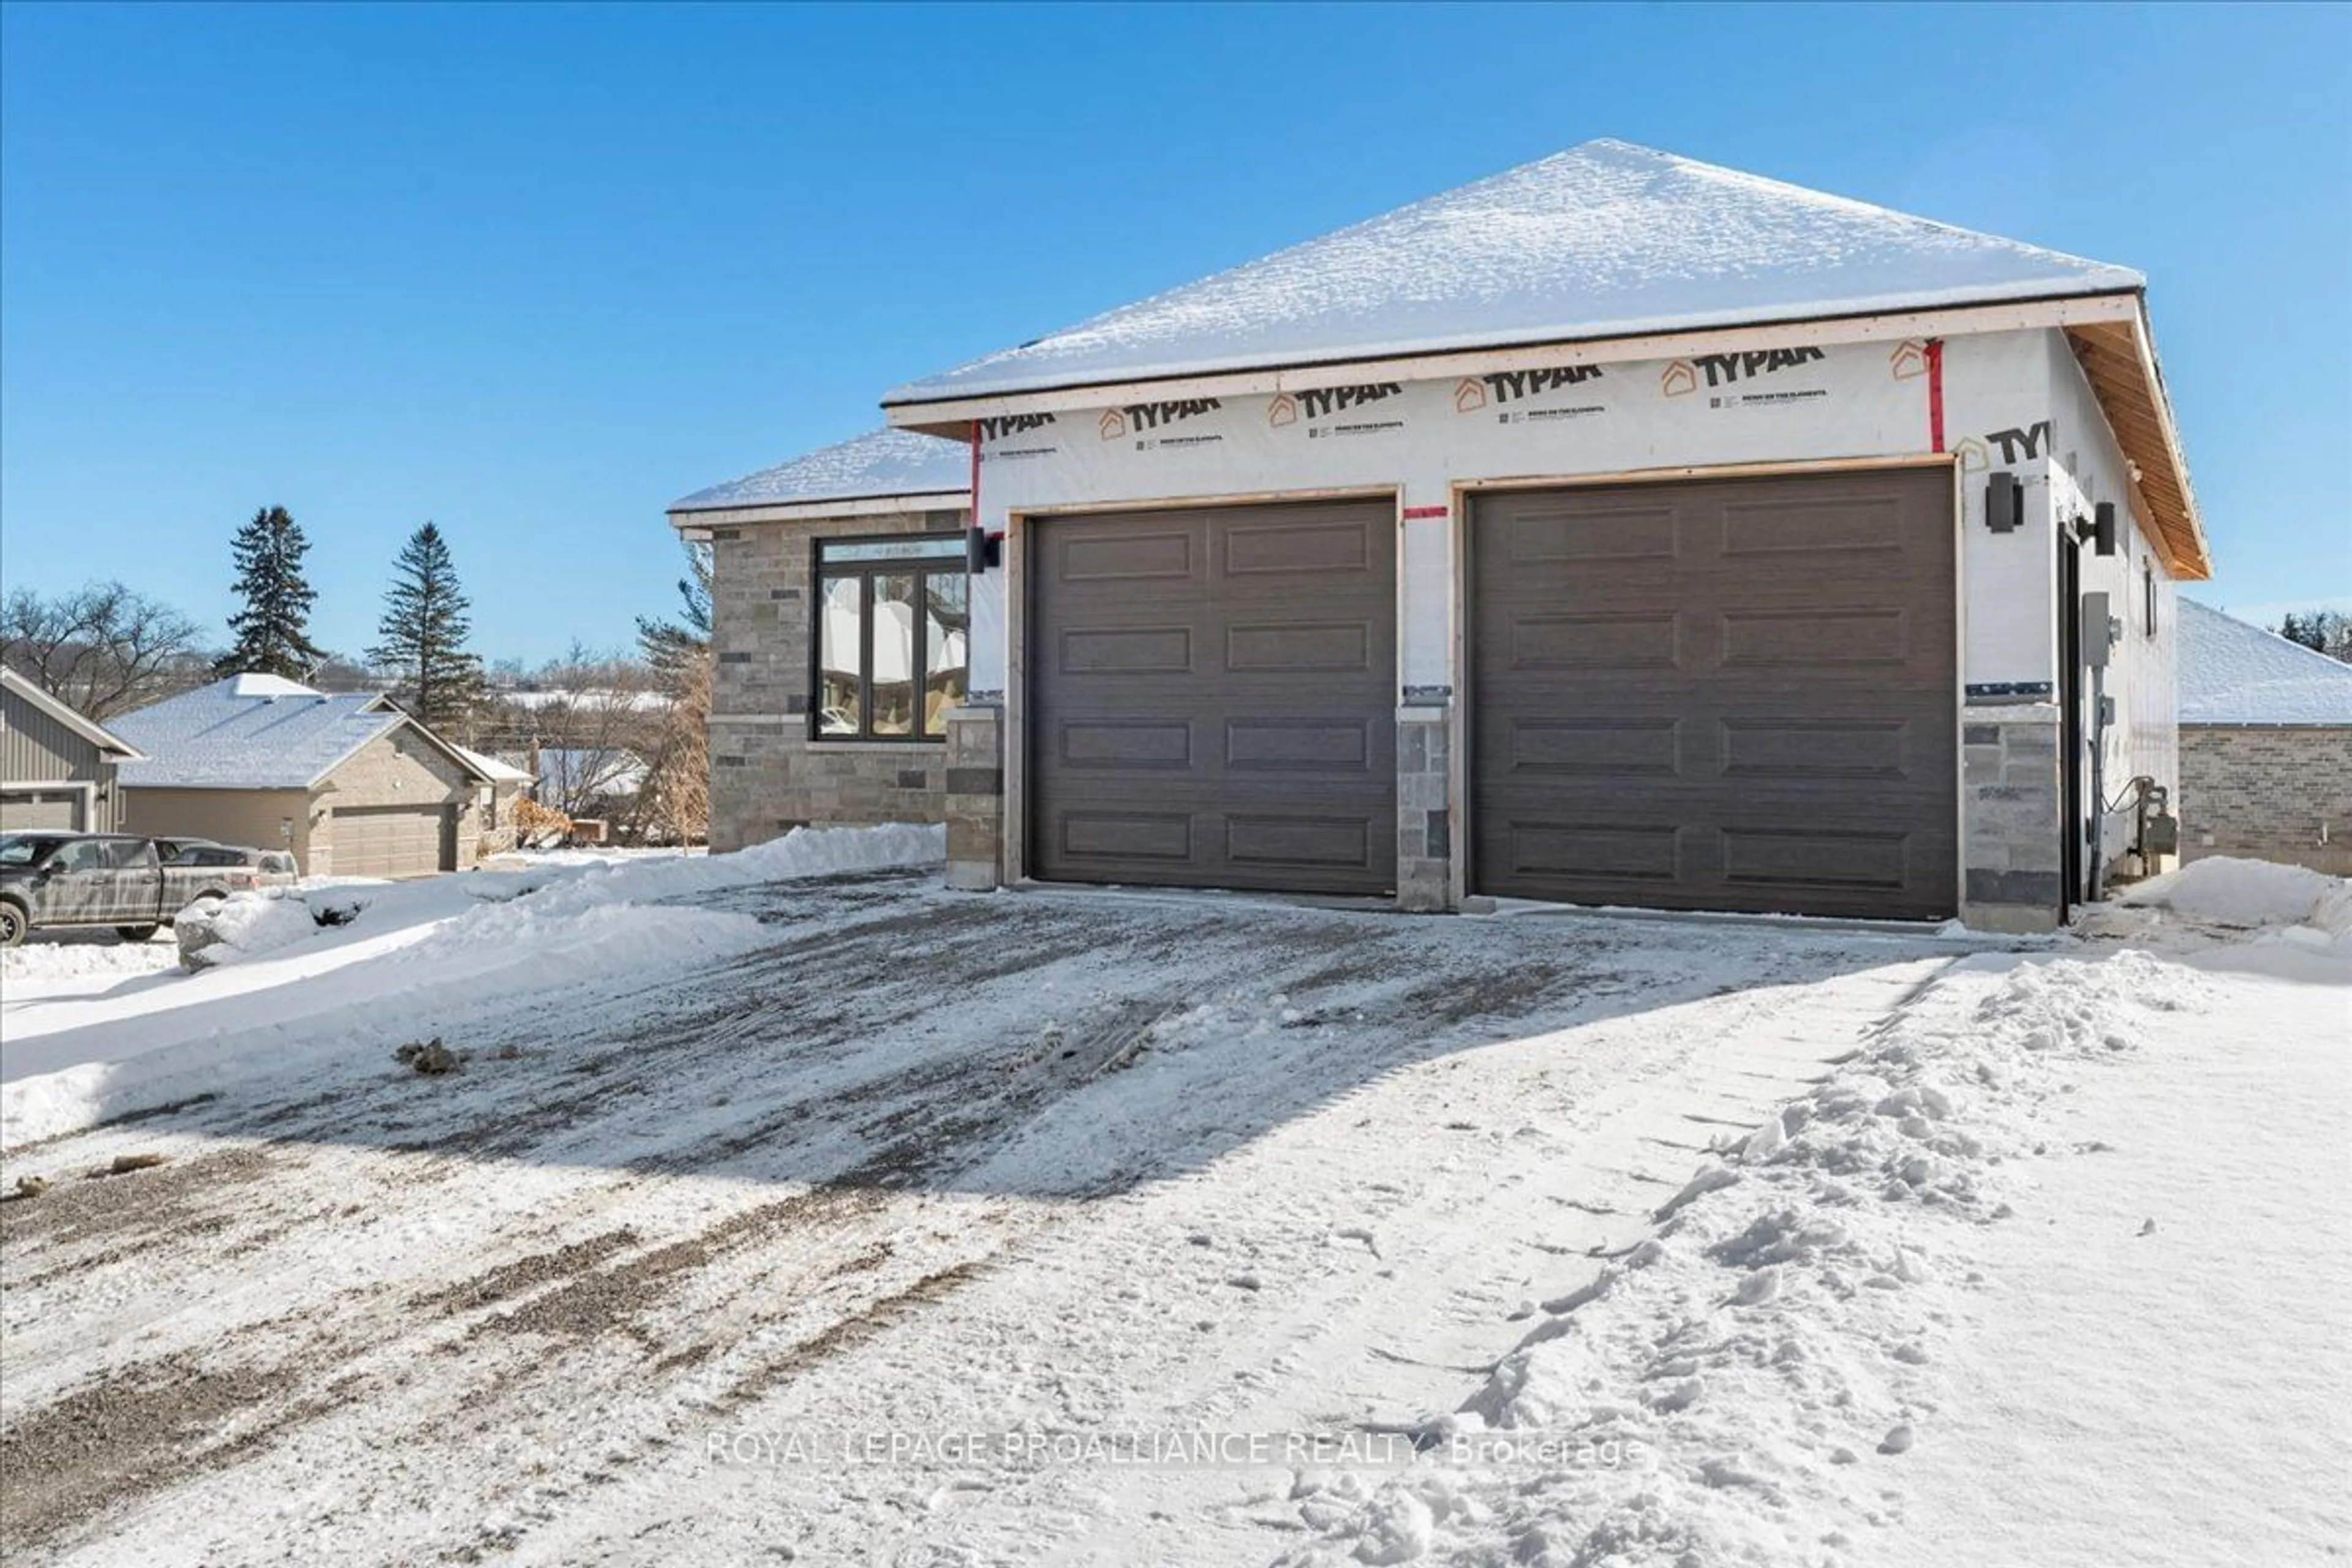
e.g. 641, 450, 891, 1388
0, 902, 25, 948
117, 924, 162, 943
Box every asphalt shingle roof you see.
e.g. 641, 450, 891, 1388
2178, 600, 2352, 726
671, 428, 970, 514
886, 138, 2143, 404
111, 676, 414, 790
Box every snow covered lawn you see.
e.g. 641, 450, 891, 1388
0, 840, 2343, 1567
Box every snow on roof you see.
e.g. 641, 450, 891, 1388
111, 676, 421, 790
228, 672, 318, 699
454, 744, 535, 786
671, 428, 970, 514
886, 139, 2144, 404
2178, 601, 2352, 726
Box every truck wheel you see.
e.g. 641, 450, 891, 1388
116, 924, 162, 943
0, 903, 24, 948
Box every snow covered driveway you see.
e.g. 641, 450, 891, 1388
1, 847, 2343, 1567
1, 858, 1958, 1564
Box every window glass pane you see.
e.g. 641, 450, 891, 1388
870, 572, 917, 737
820, 537, 963, 565
818, 573, 863, 736
923, 571, 968, 737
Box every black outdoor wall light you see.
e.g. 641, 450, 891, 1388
966, 526, 1001, 576
1985, 473, 2024, 533
2068, 502, 2119, 556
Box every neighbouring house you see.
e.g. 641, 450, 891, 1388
682, 139, 2209, 933
668, 427, 972, 852
2176, 600, 2352, 875
453, 744, 537, 856
1, 666, 146, 832
533, 747, 650, 821
107, 673, 496, 877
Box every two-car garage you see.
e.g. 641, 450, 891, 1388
1022, 467, 1958, 919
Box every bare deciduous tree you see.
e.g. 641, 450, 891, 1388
477, 644, 669, 823
1, 580, 209, 719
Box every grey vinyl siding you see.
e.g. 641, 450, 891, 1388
1, 682, 124, 831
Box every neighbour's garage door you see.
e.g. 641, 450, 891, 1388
1469, 466, 1958, 919
0, 789, 85, 831
1029, 499, 1396, 895
334, 804, 446, 878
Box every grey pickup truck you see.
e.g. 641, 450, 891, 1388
0, 832, 287, 946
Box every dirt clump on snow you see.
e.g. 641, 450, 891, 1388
396, 1038, 464, 1076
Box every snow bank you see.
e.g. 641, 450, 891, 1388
1, 824, 942, 1148
2116, 857, 2350, 938
0, 934, 179, 986
181, 823, 941, 973
1287, 948, 2217, 1565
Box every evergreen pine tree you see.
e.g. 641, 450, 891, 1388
369, 521, 488, 730
635, 541, 713, 680
216, 505, 326, 678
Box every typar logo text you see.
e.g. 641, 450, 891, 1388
1104, 398, 1226, 451
1271, 383, 1406, 438
977, 413, 1056, 442
1456, 366, 1606, 424
977, 412, 1060, 462
1663, 347, 1829, 408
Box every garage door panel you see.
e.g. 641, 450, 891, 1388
1507, 821, 1684, 883
1472, 468, 1956, 919
0, 791, 83, 831
335, 804, 444, 878
1031, 499, 1396, 895
1508, 612, 1684, 671
1221, 519, 1373, 575
1224, 718, 1374, 774
1224, 814, 1374, 872
1719, 607, 1913, 668
1058, 626, 1198, 676
1224, 620, 1374, 673
1061, 531, 1196, 581
1721, 827, 1909, 892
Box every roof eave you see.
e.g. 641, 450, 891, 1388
665, 490, 973, 533
0, 668, 149, 759
881, 290, 2146, 436
2061, 300, 2211, 581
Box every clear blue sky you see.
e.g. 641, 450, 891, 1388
3, 2, 2346, 663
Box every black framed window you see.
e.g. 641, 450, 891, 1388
813, 535, 968, 741
2144, 563, 2158, 638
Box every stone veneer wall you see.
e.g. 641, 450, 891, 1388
1396, 705, 1450, 911
2179, 725, 2352, 876
1962, 709, 2064, 933
706, 507, 967, 853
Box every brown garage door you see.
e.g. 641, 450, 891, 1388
0, 789, 85, 831
1470, 466, 1957, 919
334, 804, 446, 878
1029, 499, 1396, 895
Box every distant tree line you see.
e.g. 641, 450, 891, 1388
2277, 609, 2352, 663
